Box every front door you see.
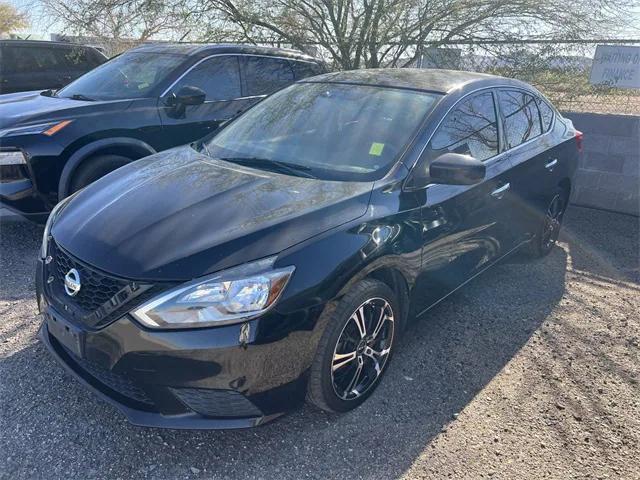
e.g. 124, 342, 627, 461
413, 90, 515, 313
157, 55, 256, 150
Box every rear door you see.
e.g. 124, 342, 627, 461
496, 89, 554, 240
158, 55, 253, 147
414, 90, 513, 310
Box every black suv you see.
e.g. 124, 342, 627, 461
0, 40, 106, 94
0, 43, 325, 220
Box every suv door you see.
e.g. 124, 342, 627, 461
158, 55, 253, 147
496, 89, 550, 241
413, 90, 514, 311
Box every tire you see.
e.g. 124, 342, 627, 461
525, 189, 568, 258
68, 154, 131, 194
306, 279, 400, 413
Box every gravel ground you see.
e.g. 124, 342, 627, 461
1, 206, 639, 480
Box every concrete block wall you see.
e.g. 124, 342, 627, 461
564, 112, 640, 216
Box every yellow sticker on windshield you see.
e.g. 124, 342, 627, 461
369, 142, 385, 156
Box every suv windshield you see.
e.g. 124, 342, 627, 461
204, 82, 441, 181
57, 52, 185, 100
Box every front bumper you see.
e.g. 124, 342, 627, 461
0, 167, 49, 220
36, 258, 323, 429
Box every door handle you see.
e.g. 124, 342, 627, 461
545, 159, 558, 171
490, 182, 510, 199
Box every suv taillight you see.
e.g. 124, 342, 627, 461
575, 130, 584, 153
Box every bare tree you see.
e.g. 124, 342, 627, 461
204, 0, 636, 69
40, 0, 216, 54
0, 2, 28, 35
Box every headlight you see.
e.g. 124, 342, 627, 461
0, 120, 73, 138
131, 258, 295, 329
40, 193, 76, 259
0, 150, 26, 165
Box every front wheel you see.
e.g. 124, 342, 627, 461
306, 279, 399, 413
526, 190, 568, 258
68, 154, 131, 194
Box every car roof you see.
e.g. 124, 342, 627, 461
127, 43, 319, 62
304, 68, 523, 94
0, 39, 98, 50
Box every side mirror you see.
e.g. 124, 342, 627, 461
174, 86, 206, 106
429, 153, 485, 185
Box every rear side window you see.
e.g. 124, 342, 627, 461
173, 56, 241, 101
63, 47, 105, 69
537, 98, 555, 132
498, 90, 542, 148
290, 61, 323, 80
430, 91, 499, 162
2, 46, 66, 74
243, 56, 295, 96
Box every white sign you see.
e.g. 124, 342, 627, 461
590, 45, 640, 89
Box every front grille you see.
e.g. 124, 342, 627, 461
67, 346, 154, 406
171, 387, 263, 418
53, 244, 128, 313
45, 241, 163, 329
49, 334, 155, 409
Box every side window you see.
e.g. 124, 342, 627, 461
63, 47, 104, 70
3, 47, 53, 74
172, 56, 241, 101
498, 90, 542, 148
430, 91, 499, 162
290, 61, 323, 80
244, 56, 294, 96
537, 98, 554, 132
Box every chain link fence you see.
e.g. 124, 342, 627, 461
411, 40, 639, 115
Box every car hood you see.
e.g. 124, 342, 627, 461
0, 90, 131, 130
52, 146, 373, 281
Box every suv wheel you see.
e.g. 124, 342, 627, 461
68, 154, 130, 194
307, 279, 399, 413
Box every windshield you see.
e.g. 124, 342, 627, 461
204, 82, 441, 181
57, 52, 185, 101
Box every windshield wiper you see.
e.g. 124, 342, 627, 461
40, 89, 57, 97
220, 157, 318, 179
69, 94, 95, 102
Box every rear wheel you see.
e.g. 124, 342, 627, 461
68, 154, 131, 194
526, 190, 568, 258
307, 279, 398, 413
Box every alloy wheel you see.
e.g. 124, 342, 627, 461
331, 297, 394, 401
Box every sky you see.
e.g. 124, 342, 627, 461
6, 0, 640, 41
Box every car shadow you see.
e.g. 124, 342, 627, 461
1, 214, 572, 479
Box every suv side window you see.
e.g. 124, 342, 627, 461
3, 46, 59, 74
63, 47, 104, 70
243, 56, 295, 96
537, 97, 554, 132
430, 91, 499, 162
172, 56, 241, 101
498, 90, 542, 148
290, 61, 323, 80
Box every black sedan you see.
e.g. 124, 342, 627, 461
36, 69, 581, 429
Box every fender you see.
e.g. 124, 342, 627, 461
58, 137, 156, 199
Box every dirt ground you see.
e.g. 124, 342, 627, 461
1, 205, 639, 480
